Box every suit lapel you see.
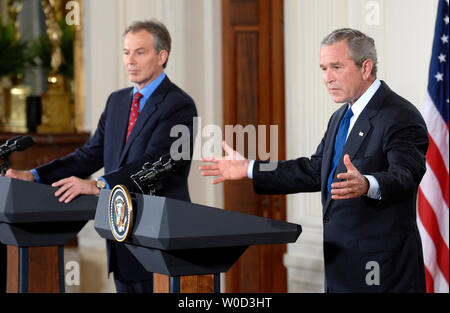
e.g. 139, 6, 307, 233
335, 109, 376, 175
110, 88, 134, 167
118, 77, 172, 165
322, 81, 389, 216
336, 82, 389, 175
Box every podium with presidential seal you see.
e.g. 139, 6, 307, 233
94, 185, 302, 293
0, 176, 98, 293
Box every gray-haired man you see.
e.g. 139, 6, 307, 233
200, 28, 428, 292
7, 19, 197, 293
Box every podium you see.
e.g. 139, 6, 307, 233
0, 177, 98, 293
94, 189, 301, 293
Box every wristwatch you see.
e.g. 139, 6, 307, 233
96, 178, 106, 190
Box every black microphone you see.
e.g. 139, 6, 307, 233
0, 135, 34, 160
131, 153, 188, 194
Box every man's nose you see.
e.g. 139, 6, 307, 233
323, 69, 335, 83
127, 54, 136, 65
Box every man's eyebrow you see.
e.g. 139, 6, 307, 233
320, 62, 343, 67
123, 47, 146, 51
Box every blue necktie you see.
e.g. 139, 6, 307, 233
326, 107, 354, 197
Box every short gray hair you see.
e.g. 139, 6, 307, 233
124, 19, 172, 68
321, 28, 378, 77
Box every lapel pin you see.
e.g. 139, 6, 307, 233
359, 131, 364, 137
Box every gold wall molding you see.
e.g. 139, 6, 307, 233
73, 0, 83, 132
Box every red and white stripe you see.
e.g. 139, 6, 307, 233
418, 92, 449, 293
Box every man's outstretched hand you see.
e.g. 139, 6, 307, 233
330, 154, 369, 200
199, 141, 250, 184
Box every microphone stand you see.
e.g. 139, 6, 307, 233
131, 160, 165, 196
131, 155, 178, 196
0, 157, 10, 176
0, 135, 34, 176
1, 138, 14, 176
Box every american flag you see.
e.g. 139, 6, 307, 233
417, 0, 449, 293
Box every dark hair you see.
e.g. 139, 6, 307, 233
321, 28, 378, 77
124, 19, 171, 68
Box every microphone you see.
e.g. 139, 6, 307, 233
0, 136, 34, 160
131, 153, 188, 195
0, 135, 34, 176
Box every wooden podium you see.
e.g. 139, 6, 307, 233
153, 273, 218, 293
94, 190, 302, 293
0, 177, 97, 293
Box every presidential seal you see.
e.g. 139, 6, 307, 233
108, 185, 133, 242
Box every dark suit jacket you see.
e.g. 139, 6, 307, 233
36, 76, 197, 281
253, 81, 428, 292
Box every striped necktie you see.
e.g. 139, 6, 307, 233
126, 92, 143, 142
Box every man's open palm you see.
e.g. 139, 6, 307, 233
199, 141, 250, 184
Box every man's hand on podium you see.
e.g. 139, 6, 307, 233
5, 169, 35, 182
52, 177, 100, 203
199, 140, 250, 184
6, 170, 99, 203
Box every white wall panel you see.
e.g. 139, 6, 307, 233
284, 0, 438, 293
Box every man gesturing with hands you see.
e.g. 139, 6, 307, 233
200, 29, 428, 293
201, 142, 369, 200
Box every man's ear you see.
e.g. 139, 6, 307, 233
159, 50, 169, 67
361, 59, 374, 80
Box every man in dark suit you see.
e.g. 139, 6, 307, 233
200, 28, 428, 292
6, 19, 197, 292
